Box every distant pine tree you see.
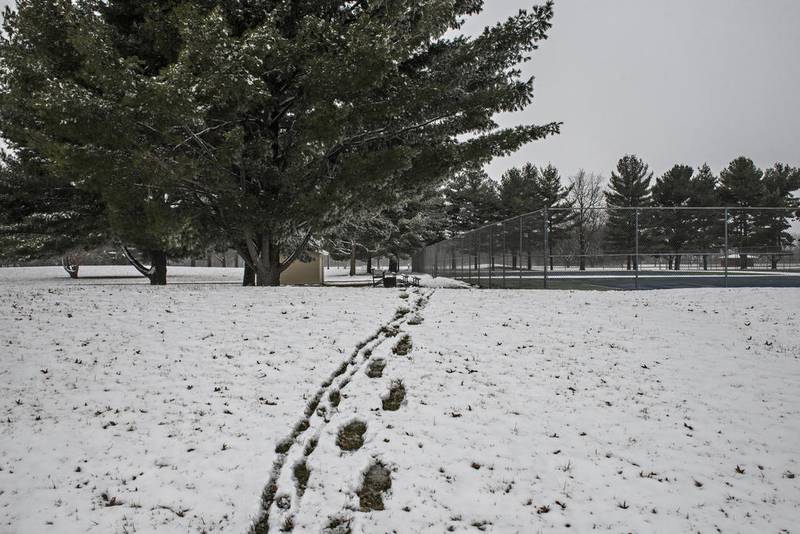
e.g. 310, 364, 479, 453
758, 163, 800, 269
444, 167, 501, 233
536, 164, 574, 270
719, 157, 764, 269
604, 155, 652, 270
499, 164, 541, 219
651, 164, 693, 269
688, 163, 721, 270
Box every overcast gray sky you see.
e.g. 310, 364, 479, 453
468, 0, 800, 180
2, 1, 799, 181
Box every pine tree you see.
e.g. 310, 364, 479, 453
0, 152, 109, 275
688, 163, 721, 270
536, 164, 574, 270
651, 164, 693, 270
604, 155, 652, 270
718, 157, 764, 269
758, 163, 800, 269
2, 1, 559, 286
496, 164, 540, 270
444, 167, 501, 233
499, 164, 541, 219
0, 0, 209, 284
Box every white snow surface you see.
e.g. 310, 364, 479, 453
1, 266, 799, 534
0, 267, 400, 533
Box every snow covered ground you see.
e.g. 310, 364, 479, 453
2, 267, 799, 533
0, 267, 402, 533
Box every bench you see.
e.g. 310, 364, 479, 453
399, 274, 421, 287
372, 270, 397, 288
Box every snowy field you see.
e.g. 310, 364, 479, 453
1, 267, 799, 533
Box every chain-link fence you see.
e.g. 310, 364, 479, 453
413, 207, 800, 289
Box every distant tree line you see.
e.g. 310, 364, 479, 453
439, 155, 800, 271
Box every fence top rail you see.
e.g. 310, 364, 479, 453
430, 205, 799, 250
547, 205, 799, 211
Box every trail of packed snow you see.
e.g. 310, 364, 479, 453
0, 267, 403, 533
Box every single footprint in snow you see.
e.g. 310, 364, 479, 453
336, 420, 367, 451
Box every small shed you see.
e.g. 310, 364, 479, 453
281, 250, 326, 285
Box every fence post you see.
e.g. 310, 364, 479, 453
502, 222, 507, 289
519, 215, 523, 287
724, 207, 729, 288
543, 207, 549, 289
634, 208, 640, 290
476, 233, 480, 286
489, 229, 493, 288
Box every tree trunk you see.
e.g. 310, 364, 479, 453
578, 226, 586, 271
255, 236, 282, 286
667, 256, 674, 270
366, 256, 373, 274
771, 255, 779, 270
191, 258, 196, 267
148, 250, 167, 285
527, 253, 532, 270
674, 254, 682, 271
121, 246, 167, 285
702, 254, 708, 271
512, 254, 517, 269
739, 253, 748, 270
349, 241, 357, 276
242, 263, 256, 286
389, 255, 398, 273
240, 231, 311, 287
62, 257, 79, 279
207, 254, 212, 267
626, 255, 631, 271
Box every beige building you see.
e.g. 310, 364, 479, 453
280, 251, 325, 285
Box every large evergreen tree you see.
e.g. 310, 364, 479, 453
651, 164, 693, 269
604, 154, 652, 270
0, 0, 209, 284
0, 152, 109, 275
444, 167, 501, 234
688, 163, 721, 270
536, 164, 574, 270
499, 163, 541, 219
3, 0, 558, 285
757, 163, 800, 269
718, 157, 764, 269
